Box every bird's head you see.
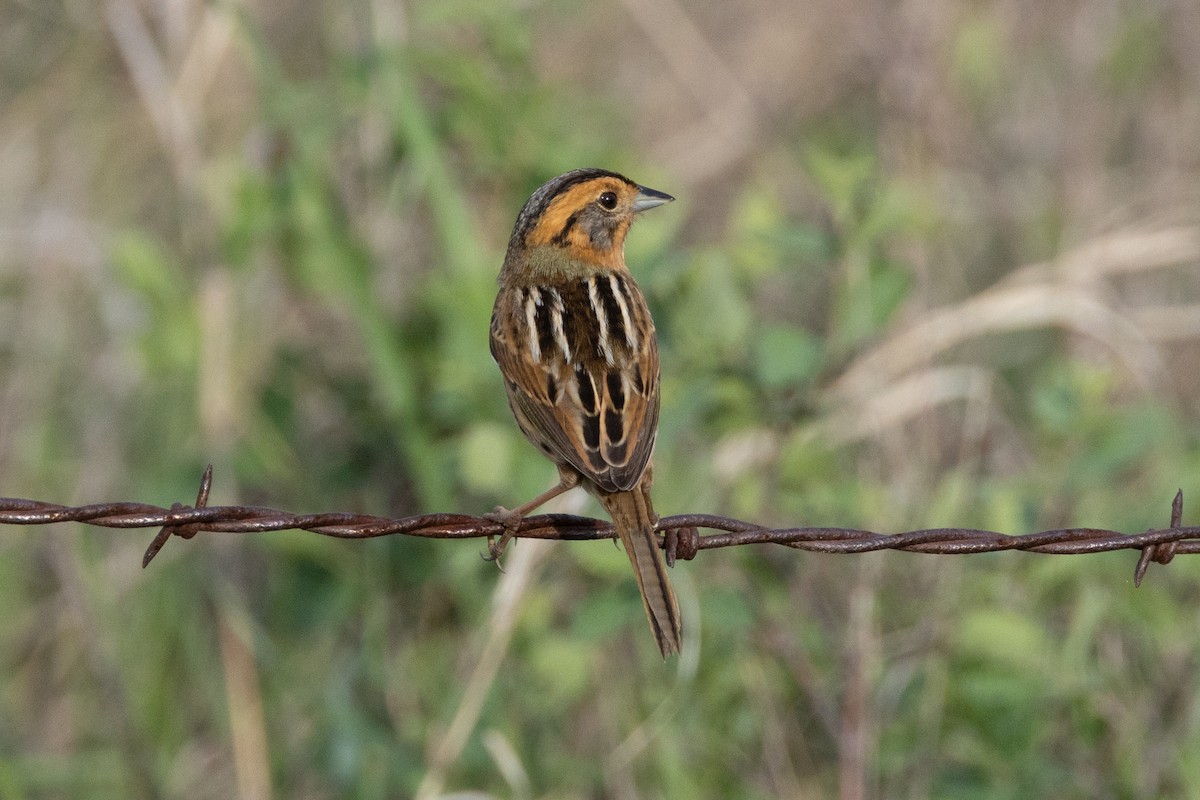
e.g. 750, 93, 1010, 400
504, 168, 673, 276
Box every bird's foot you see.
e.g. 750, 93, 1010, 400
482, 506, 522, 566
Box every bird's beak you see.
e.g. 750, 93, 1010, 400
632, 185, 675, 213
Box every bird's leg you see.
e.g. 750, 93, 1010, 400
484, 470, 579, 563
639, 462, 655, 504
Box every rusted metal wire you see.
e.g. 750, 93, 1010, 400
0, 466, 1194, 585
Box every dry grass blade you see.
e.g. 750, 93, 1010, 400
830, 283, 1161, 402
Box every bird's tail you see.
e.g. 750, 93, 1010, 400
599, 488, 682, 657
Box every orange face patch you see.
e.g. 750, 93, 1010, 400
524, 178, 636, 265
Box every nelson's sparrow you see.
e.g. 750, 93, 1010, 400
488, 168, 681, 657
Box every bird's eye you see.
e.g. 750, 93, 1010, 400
598, 191, 618, 211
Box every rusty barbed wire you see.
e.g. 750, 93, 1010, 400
0, 466, 1195, 586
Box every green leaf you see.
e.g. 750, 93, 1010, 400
957, 608, 1048, 671
753, 324, 824, 389
458, 422, 515, 494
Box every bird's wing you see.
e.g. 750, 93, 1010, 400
490, 274, 659, 493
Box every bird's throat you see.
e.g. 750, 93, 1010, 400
520, 243, 626, 279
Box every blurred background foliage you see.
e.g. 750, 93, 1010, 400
2, 1, 1200, 798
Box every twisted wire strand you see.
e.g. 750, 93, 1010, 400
0, 466, 1192, 585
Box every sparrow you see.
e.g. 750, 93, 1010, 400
487, 168, 682, 657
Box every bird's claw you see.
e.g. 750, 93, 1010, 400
482, 505, 521, 566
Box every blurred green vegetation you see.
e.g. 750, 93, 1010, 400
2, 1, 1200, 798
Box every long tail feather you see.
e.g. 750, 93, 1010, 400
600, 489, 682, 657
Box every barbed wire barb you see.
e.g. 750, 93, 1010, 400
1132, 488, 1184, 587
1, 467, 1198, 586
